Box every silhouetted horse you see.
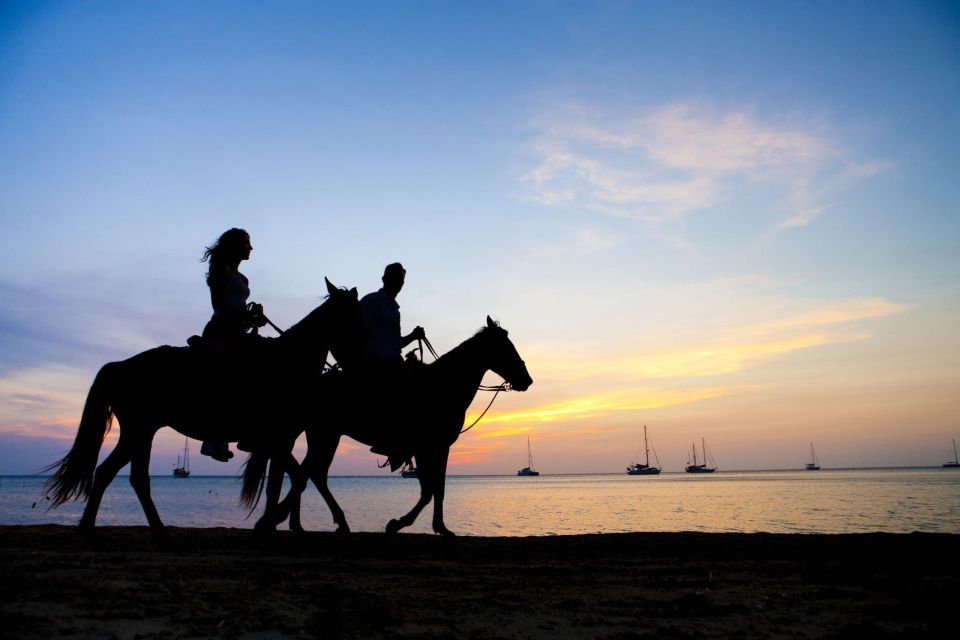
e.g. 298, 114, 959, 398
243, 316, 532, 537
44, 279, 362, 540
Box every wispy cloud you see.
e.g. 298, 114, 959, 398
523, 101, 885, 231
526, 296, 910, 383
0, 365, 88, 438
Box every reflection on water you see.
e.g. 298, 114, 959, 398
1, 468, 958, 536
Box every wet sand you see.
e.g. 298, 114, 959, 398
1, 525, 957, 639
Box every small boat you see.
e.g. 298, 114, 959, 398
400, 463, 418, 478
685, 438, 716, 473
805, 442, 821, 471
173, 437, 190, 477
627, 425, 661, 475
517, 436, 539, 476
944, 439, 960, 468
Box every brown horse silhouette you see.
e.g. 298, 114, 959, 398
44, 279, 362, 540
242, 316, 532, 537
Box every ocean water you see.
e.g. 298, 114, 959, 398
1, 468, 958, 536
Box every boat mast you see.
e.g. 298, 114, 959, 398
527, 436, 534, 469
692, 442, 698, 466
954, 439, 958, 465
701, 438, 706, 467
644, 425, 650, 467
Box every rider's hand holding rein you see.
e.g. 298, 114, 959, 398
247, 302, 267, 330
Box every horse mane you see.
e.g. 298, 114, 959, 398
473, 322, 505, 337
430, 323, 505, 368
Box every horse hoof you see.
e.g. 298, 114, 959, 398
290, 524, 305, 536
385, 519, 402, 535
434, 527, 456, 539
335, 524, 351, 536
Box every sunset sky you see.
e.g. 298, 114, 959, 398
1, 1, 958, 475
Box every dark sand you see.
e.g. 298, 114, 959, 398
1, 525, 957, 639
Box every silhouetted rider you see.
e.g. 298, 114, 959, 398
198, 227, 266, 462
361, 262, 424, 467
360, 262, 424, 377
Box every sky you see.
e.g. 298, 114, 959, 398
1, 1, 958, 476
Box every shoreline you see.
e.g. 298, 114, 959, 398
2, 525, 958, 639
3, 465, 956, 478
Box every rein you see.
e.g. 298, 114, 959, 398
261, 315, 285, 336
460, 383, 508, 434
249, 303, 285, 336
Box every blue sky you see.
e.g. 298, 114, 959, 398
1, 1, 958, 475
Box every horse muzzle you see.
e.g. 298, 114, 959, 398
510, 376, 533, 392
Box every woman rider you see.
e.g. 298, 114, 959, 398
199, 228, 265, 462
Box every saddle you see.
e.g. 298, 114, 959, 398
183, 333, 275, 443
363, 359, 429, 472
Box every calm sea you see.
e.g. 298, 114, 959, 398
1, 469, 958, 536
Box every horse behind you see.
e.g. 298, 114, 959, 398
44, 278, 362, 540
244, 315, 532, 537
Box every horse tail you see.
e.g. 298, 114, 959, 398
43, 362, 119, 507
239, 451, 269, 512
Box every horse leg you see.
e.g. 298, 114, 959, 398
430, 447, 455, 538
128, 432, 169, 542
254, 453, 288, 535
274, 451, 308, 534
386, 453, 433, 535
303, 431, 350, 534
78, 435, 134, 536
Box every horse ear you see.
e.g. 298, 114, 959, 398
487, 315, 495, 328
349, 287, 358, 300
325, 277, 336, 295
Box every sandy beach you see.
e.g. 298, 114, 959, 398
1, 525, 957, 639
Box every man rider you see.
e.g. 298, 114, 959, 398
360, 262, 424, 376
360, 262, 424, 468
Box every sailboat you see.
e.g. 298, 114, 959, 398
944, 439, 960, 468
400, 462, 419, 478
627, 425, 661, 475
517, 436, 540, 476
805, 442, 821, 471
173, 437, 190, 477
685, 438, 716, 473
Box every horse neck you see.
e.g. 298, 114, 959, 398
432, 336, 489, 410
280, 305, 330, 355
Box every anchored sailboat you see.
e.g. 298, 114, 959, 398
173, 437, 190, 477
805, 442, 821, 471
944, 439, 959, 468
627, 425, 661, 475
685, 438, 716, 473
517, 436, 539, 476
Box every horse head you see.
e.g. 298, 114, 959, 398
283, 278, 363, 370
479, 315, 533, 392
322, 277, 364, 370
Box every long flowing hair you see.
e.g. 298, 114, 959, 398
201, 228, 249, 284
